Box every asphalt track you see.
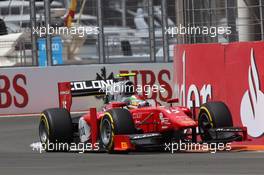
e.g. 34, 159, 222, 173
0, 116, 263, 175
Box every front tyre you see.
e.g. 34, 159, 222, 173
100, 108, 136, 152
198, 102, 233, 142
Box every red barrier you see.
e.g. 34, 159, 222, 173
174, 41, 264, 145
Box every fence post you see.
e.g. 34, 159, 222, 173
148, 0, 156, 62
44, 0, 52, 66
260, 0, 264, 40
161, 0, 169, 62
30, 0, 38, 66
97, 0, 106, 63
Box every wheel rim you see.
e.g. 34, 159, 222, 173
199, 112, 213, 140
101, 118, 112, 146
39, 120, 48, 144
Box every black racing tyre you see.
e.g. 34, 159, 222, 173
100, 108, 136, 152
39, 108, 73, 152
198, 102, 233, 141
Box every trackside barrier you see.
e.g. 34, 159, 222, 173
0, 63, 173, 115
174, 41, 264, 145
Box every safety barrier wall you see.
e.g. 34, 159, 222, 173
174, 41, 264, 145
0, 63, 173, 116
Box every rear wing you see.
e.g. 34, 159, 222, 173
58, 73, 136, 112
58, 79, 115, 112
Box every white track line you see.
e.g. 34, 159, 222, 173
0, 111, 89, 118
0, 114, 40, 118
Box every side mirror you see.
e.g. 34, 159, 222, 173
166, 98, 179, 107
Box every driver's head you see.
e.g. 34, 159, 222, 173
124, 81, 135, 95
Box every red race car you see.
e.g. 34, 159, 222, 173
39, 74, 248, 153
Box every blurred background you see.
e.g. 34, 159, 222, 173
0, 0, 263, 67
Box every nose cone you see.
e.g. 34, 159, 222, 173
171, 115, 197, 128
159, 107, 198, 129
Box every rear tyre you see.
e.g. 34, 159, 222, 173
39, 108, 73, 152
100, 108, 136, 152
198, 102, 233, 142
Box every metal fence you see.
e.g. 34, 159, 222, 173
176, 0, 264, 44
1, 0, 264, 67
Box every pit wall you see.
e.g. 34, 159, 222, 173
174, 41, 264, 145
0, 63, 173, 116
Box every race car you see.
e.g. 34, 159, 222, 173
39, 73, 248, 153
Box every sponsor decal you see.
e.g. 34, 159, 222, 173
119, 69, 173, 101
0, 74, 29, 108
240, 49, 264, 138
176, 51, 212, 108
71, 80, 114, 91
